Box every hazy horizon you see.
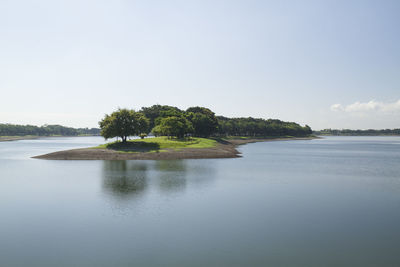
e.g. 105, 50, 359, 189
0, 103, 399, 131
1, 0, 399, 130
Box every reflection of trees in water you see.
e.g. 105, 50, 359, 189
155, 160, 187, 192
102, 161, 148, 199
102, 160, 217, 201
186, 160, 216, 187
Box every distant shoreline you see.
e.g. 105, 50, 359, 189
0, 135, 101, 142
315, 134, 400, 136
0, 136, 39, 142
33, 136, 317, 160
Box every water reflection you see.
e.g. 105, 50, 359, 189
155, 160, 187, 193
102, 161, 148, 200
187, 160, 217, 187
102, 160, 216, 202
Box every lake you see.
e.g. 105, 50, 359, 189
1, 136, 400, 267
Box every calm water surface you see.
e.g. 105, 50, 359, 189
1, 136, 400, 266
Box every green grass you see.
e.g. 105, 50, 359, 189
94, 137, 217, 153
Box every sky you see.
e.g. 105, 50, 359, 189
1, 0, 399, 130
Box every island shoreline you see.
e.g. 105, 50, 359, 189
32, 136, 318, 160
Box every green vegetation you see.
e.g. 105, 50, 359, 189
223, 135, 311, 140
217, 117, 312, 137
94, 137, 217, 153
99, 108, 149, 143
152, 116, 193, 138
140, 104, 183, 131
99, 105, 312, 145
137, 105, 218, 137
186, 107, 219, 137
1, 104, 313, 146
315, 128, 400, 136
0, 124, 100, 137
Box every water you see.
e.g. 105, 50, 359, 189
0, 136, 400, 267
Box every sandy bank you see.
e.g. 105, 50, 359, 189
33, 137, 317, 160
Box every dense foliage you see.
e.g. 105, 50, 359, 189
140, 105, 183, 131
315, 129, 400, 136
0, 124, 100, 136
139, 105, 219, 138
217, 116, 312, 137
152, 116, 194, 138
99, 105, 313, 140
99, 108, 149, 142
1, 105, 313, 140
186, 107, 219, 137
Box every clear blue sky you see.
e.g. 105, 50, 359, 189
1, 0, 399, 129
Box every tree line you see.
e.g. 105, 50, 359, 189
315, 128, 400, 136
0, 124, 100, 136
217, 116, 312, 137
99, 105, 312, 142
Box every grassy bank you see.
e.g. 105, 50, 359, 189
94, 137, 217, 153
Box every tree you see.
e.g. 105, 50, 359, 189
186, 106, 219, 137
0, 123, 99, 136
303, 125, 312, 135
152, 116, 193, 138
139, 105, 183, 131
215, 116, 312, 137
99, 108, 149, 143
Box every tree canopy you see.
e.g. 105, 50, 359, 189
99, 108, 149, 142
314, 128, 400, 136
1, 105, 313, 140
152, 116, 193, 138
186, 107, 219, 137
216, 116, 312, 137
96, 105, 314, 141
0, 124, 99, 136
139, 105, 183, 131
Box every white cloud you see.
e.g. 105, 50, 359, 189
331, 99, 400, 113
330, 103, 344, 112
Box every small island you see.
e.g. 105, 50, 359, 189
33, 136, 316, 160
33, 105, 314, 160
